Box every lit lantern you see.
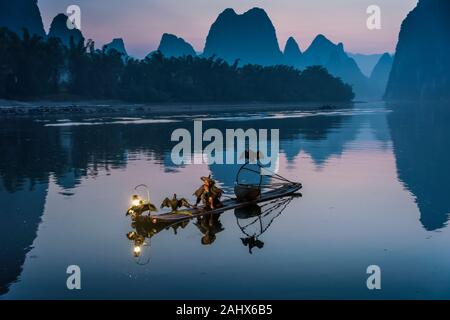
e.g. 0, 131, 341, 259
131, 194, 142, 207
133, 245, 142, 257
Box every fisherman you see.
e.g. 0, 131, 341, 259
194, 175, 223, 210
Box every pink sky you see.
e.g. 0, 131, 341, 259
38, 0, 418, 58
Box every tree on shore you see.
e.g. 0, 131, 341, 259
0, 28, 354, 102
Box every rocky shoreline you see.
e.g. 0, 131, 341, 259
0, 99, 351, 116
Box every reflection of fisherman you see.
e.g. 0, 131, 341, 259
194, 175, 223, 210
195, 213, 224, 245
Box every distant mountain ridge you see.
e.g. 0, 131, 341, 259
283, 37, 302, 67
0, 0, 45, 37
347, 53, 384, 77
104, 38, 128, 57
48, 13, 84, 46
203, 8, 283, 66
1, 3, 399, 101
203, 9, 378, 99
386, 0, 450, 101
157, 33, 196, 58
370, 53, 393, 97
284, 34, 375, 99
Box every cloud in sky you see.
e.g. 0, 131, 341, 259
38, 0, 418, 58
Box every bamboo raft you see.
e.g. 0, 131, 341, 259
150, 182, 302, 222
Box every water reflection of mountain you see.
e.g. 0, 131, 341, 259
387, 104, 450, 231
198, 113, 363, 187
0, 119, 52, 294
0, 113, 367, 193
0, 178, 48, 295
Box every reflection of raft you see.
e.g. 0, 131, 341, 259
151, 182, 302, 222
234, 204, 262, 219
234, 184, 261, 202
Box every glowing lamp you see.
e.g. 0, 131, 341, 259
133, 246, 142, 257
131, 194, 141, 207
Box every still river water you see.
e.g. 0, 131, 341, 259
1, 102, 449, 299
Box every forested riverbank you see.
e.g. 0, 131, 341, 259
0, 28, 354, 104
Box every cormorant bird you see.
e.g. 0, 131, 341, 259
161, 194, 191, 212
